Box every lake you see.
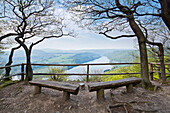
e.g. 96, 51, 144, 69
66, 56, 112, 80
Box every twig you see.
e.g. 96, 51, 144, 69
123, 103, 128, 113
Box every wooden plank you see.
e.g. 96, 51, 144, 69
34, 86, 41, 94
97, 88, 105, 100
87, 65, 89, 82
88, 77, 141, 92
0, 64, 21, 69
32, 72, 141, 76
0, 73, 24, 81
30, 63, 141, 66
29, 80, 79, 95
21, 64, 24, 81
63, 91, 70, 101
150, 62, 170, 65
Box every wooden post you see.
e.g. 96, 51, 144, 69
149, 63, 153, 80
126, 84, 133, 93
21, 64, 24, 81
87, 64, 89, 82
33, 86, 41, 94
97, 89, 105, 100
63, 91, 70, 101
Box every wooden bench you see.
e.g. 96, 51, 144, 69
29, 80, 79, 101
88, 77, 142, 100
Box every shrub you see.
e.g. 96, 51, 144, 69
48, 67, 67, 81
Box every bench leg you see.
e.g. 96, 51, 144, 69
126, 84, 133, 93
34, 86, 41, 94
97, 89, 105, 100
63, 91, 70, 101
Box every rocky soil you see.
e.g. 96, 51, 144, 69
0, 81, 170, 113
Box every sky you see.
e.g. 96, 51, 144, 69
5, 1, 137, 51
33, 6, 136, 50
34, 30, 136, 50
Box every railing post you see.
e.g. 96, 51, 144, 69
87, 64, 89, 82
149, 63, 153, 80
21, 64, 24, 81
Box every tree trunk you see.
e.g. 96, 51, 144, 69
4, 45, 21, 81
128, 18, 152, 88
157, 66, 162, 79
15, 37, 33, 81
115, 0, 152, 87
25, 51, 33, 81
159, 0, 170, 30
158, 44, 166, 83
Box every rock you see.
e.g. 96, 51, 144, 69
69, 106, 72, 110
0, 98, 5, 101
30, 94, 34, 98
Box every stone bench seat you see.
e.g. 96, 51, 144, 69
88, 77, 142, 100
29, 80, 79, 101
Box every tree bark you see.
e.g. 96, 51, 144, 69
159, 0, 170, 30
4, 45, 21, 81
115, 0, 152, 87
25, 50, 33, 81
15, 37, 33, 81
128, 18, 152, 87
158, 44, 166, 83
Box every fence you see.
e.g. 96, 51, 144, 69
0, 62, 170, 82
149, 62, 170, 80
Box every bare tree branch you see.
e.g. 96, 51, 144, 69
99, 31, 136, 39
0, 33, 18, 42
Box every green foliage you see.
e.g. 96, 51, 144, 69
79, 75, 102, 82
105, 50, 137, 63
48, 67, 67, 81
102, 64, 141, 81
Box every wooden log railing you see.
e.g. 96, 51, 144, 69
0, 62, 170, 82
149, 62, 170, 80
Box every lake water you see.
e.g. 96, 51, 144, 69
66, 56, 112, 80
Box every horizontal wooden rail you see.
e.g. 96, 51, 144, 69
32, 72, 141, 76
0, 62, 170, 82
0, 64, 21, 69
149, 62, 170, 65
0, 62, 169, 69
29, 63, 141, 66
0, 73, 24, 81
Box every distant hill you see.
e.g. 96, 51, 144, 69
1, 49, 137, 65
105, 50, 137, 63
0, 49, 138, 74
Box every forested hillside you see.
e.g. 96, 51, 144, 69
1, 49, 136, 65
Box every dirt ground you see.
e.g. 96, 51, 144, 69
0, 81, 170, 113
